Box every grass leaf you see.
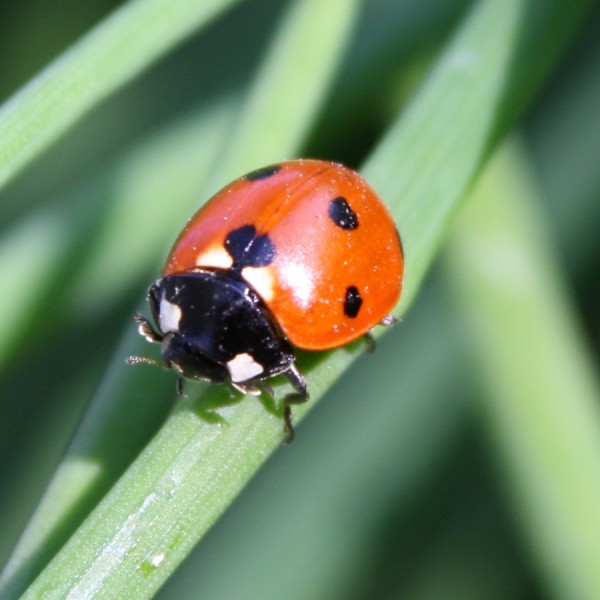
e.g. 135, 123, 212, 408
16, 0, 591, 597
0, 0, 243, 191
447, 138, 600, 599
2, 0, 360, 596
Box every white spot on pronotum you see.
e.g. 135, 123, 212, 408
159, 298, 182, 333
227, 352, 264, 383
242, 266, 275, 302
196, 245, 233, 269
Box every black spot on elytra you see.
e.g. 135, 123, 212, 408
344, 286, 362, 318
244, 165, 282, 181
225, 225, 276, 269
328, 197, 359, 230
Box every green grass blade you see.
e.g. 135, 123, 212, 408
157, 291, 473, 599
447, 138, 600, 599
213, 0, 360, 181
18, 0, 591, 598
0, 98, 236, 375
0, 97, 237, 596
3, 0, 360, 597
0, 0, 242, 192
0, 210, 70, 360
363, 0, 592, 310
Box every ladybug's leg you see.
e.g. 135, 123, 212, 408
126, 355, 164, 368
133, 312, 163, 344
380, 314, 398, 327
256, 381, 274, 397
127, 356, 188, 399
231, 381, 263, 397
363, 332, 376, 353
363, 314, 398, 353
282, 363, 309, 444
127, 313, 171, 370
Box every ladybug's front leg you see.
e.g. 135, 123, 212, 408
132, 312, 163, 344
127, 314, 172, 371
282, 363, 309, 444
363, 314, 399, 352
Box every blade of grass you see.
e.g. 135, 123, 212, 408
0, 93, 236, 375
526, 20, 600, 272
0, 0, 242, 192
19, 1, 592, 598
447, 138, 600, 600
363, 0, 592, 310
0, 96, 237, 588
158, 290, 471, 599
0, 210, 71, 361
2, 0, 361, 596
212, 0, 360, 181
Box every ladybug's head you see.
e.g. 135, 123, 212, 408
147, 276, 229, 384
145, 269, 295, 388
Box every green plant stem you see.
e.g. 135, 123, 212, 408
0, 0, 243, 192
447, 138, 600, 600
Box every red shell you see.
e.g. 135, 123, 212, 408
163, 160, 404, 350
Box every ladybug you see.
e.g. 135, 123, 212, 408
128, 160, 404, 442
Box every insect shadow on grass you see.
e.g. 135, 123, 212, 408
179, 347, 335, 428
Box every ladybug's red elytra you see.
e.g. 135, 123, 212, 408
128, 159, 404, 442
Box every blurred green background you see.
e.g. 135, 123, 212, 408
0, 0, 599, 598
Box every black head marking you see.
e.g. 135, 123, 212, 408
344, 285, 362, 318
244, 164, 282, 181
225, 225, 276, 269
328, 197, 359, 230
